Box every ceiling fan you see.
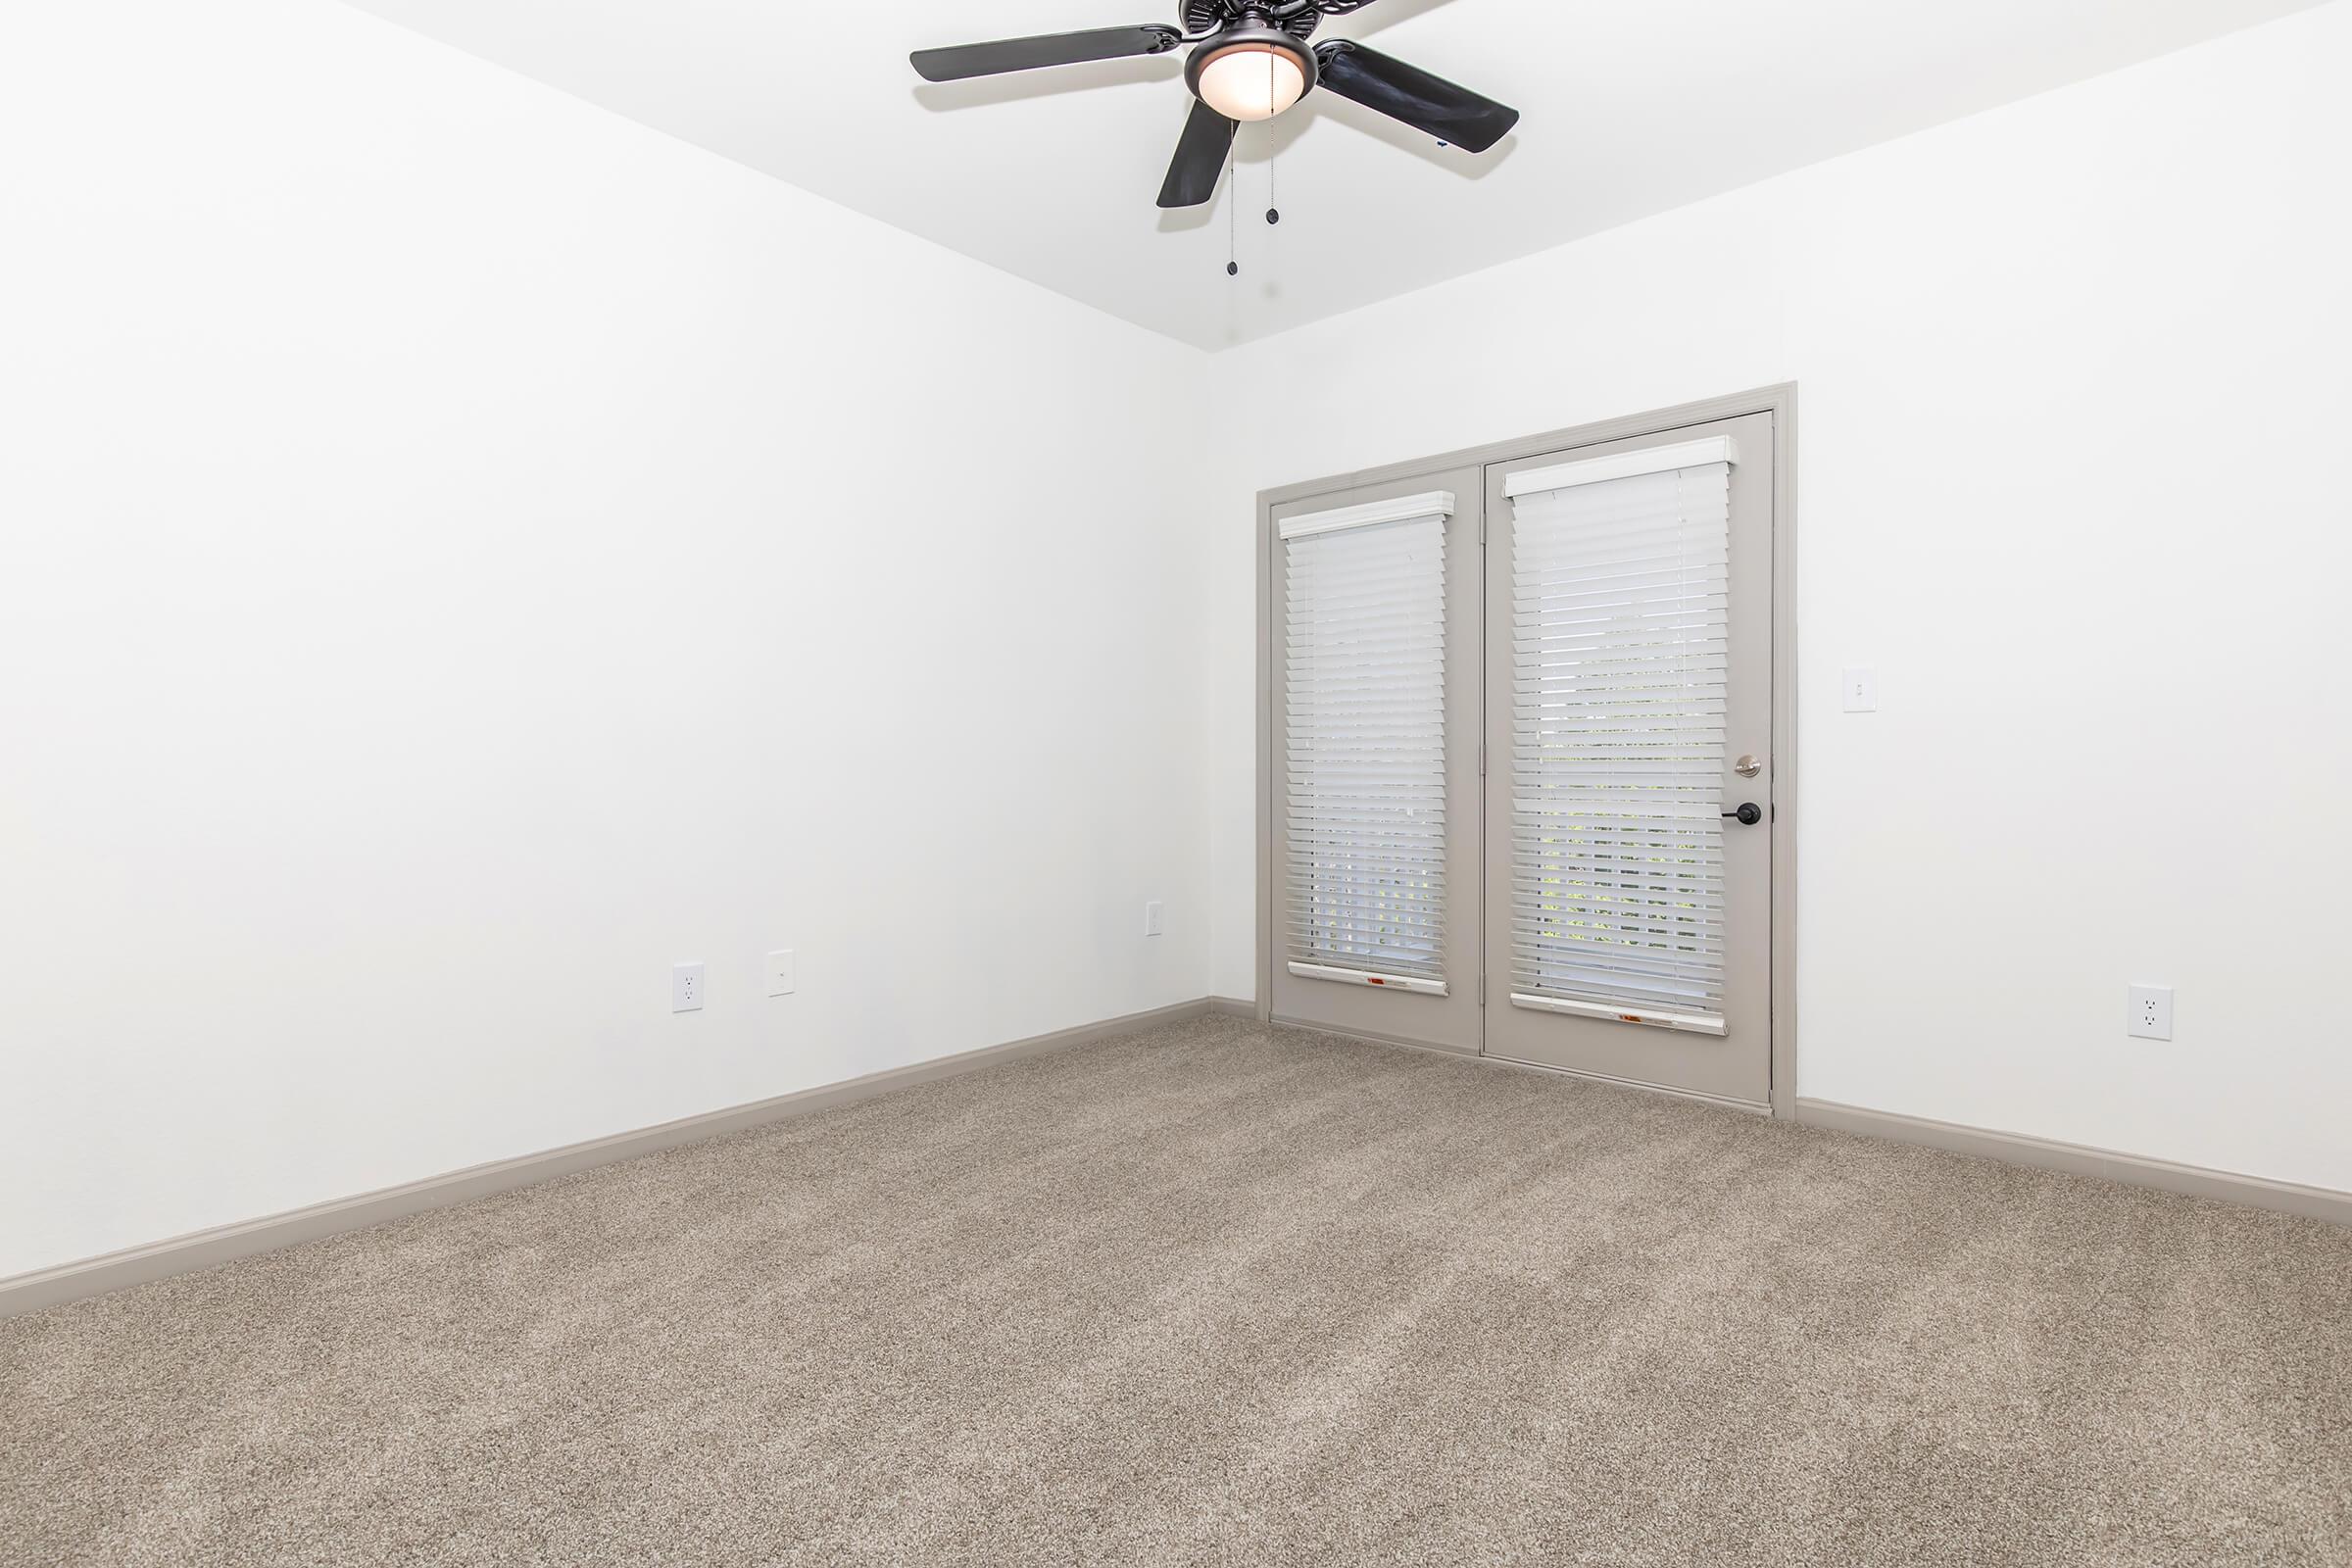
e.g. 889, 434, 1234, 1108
911, 2, 1520, 209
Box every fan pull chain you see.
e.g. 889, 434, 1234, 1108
1225, 49, 1290, 278
1232, 148, 1250, 277
1266, 49, 1281, 227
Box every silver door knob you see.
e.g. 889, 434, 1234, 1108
1734, 754, 1763, 778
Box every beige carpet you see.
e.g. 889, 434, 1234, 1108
4, 1015, 2348, 1566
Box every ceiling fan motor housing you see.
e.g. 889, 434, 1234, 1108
1182, 3, 1320, 43
1181, 0, 1382, 34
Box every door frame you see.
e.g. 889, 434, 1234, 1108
1253, 384, 1801, 1118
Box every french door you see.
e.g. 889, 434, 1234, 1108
1482, 412, 1774, 1103
1268, 466, 1486, 1052
1269, 412, 1778, 1108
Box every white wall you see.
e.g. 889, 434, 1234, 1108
8, 2, 2345, 1284
1208, 2, 2352, 1193
0, 1, 1214, 1279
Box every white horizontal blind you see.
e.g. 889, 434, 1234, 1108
1284, 508, 1448, 988
1509, 461, 1731, 1022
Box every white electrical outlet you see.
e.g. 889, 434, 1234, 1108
1144, 901, 1165, 937
2128, 984, 2173, 1042
671, 961, 706, 1013
1841, 665, 1879, 712
765, 949, 797, 997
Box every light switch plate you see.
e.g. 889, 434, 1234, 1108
2129, 984, 2173, 1041
765, 950, 797, 997
671, 961, 706, 1013
1144, 901, 1165, 938
1841, 665, 1879, 712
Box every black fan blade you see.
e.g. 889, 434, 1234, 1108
1311, 40, 1519, 153
1157, 99, 1238, 209
912, 24, 1182, 82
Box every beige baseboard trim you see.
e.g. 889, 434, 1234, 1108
1796, 1098, 2352, 1230
1, 997, 1217, 1319
1206, 997, 1259, 1019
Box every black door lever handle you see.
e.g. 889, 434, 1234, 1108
1723, 803, 1764, 826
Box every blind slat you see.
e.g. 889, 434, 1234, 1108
1510, 463, 1731, 1021
1285, 512, 1448, 986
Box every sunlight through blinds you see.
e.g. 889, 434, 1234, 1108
1507, 446, 1734, 1029
1283, 495, 1451, 995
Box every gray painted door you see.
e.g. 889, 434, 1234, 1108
1270, 466, 1485, 1054
1480, 413, 1775, 1105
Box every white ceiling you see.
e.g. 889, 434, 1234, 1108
340, 0, 2321, 350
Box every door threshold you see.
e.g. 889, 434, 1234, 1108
1478, 1053, 1774, 1117
1268, 1013, 1772, 1117
1270, 1013, 1483, 1059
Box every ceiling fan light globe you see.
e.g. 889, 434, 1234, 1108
1192, 38, 1310, 122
